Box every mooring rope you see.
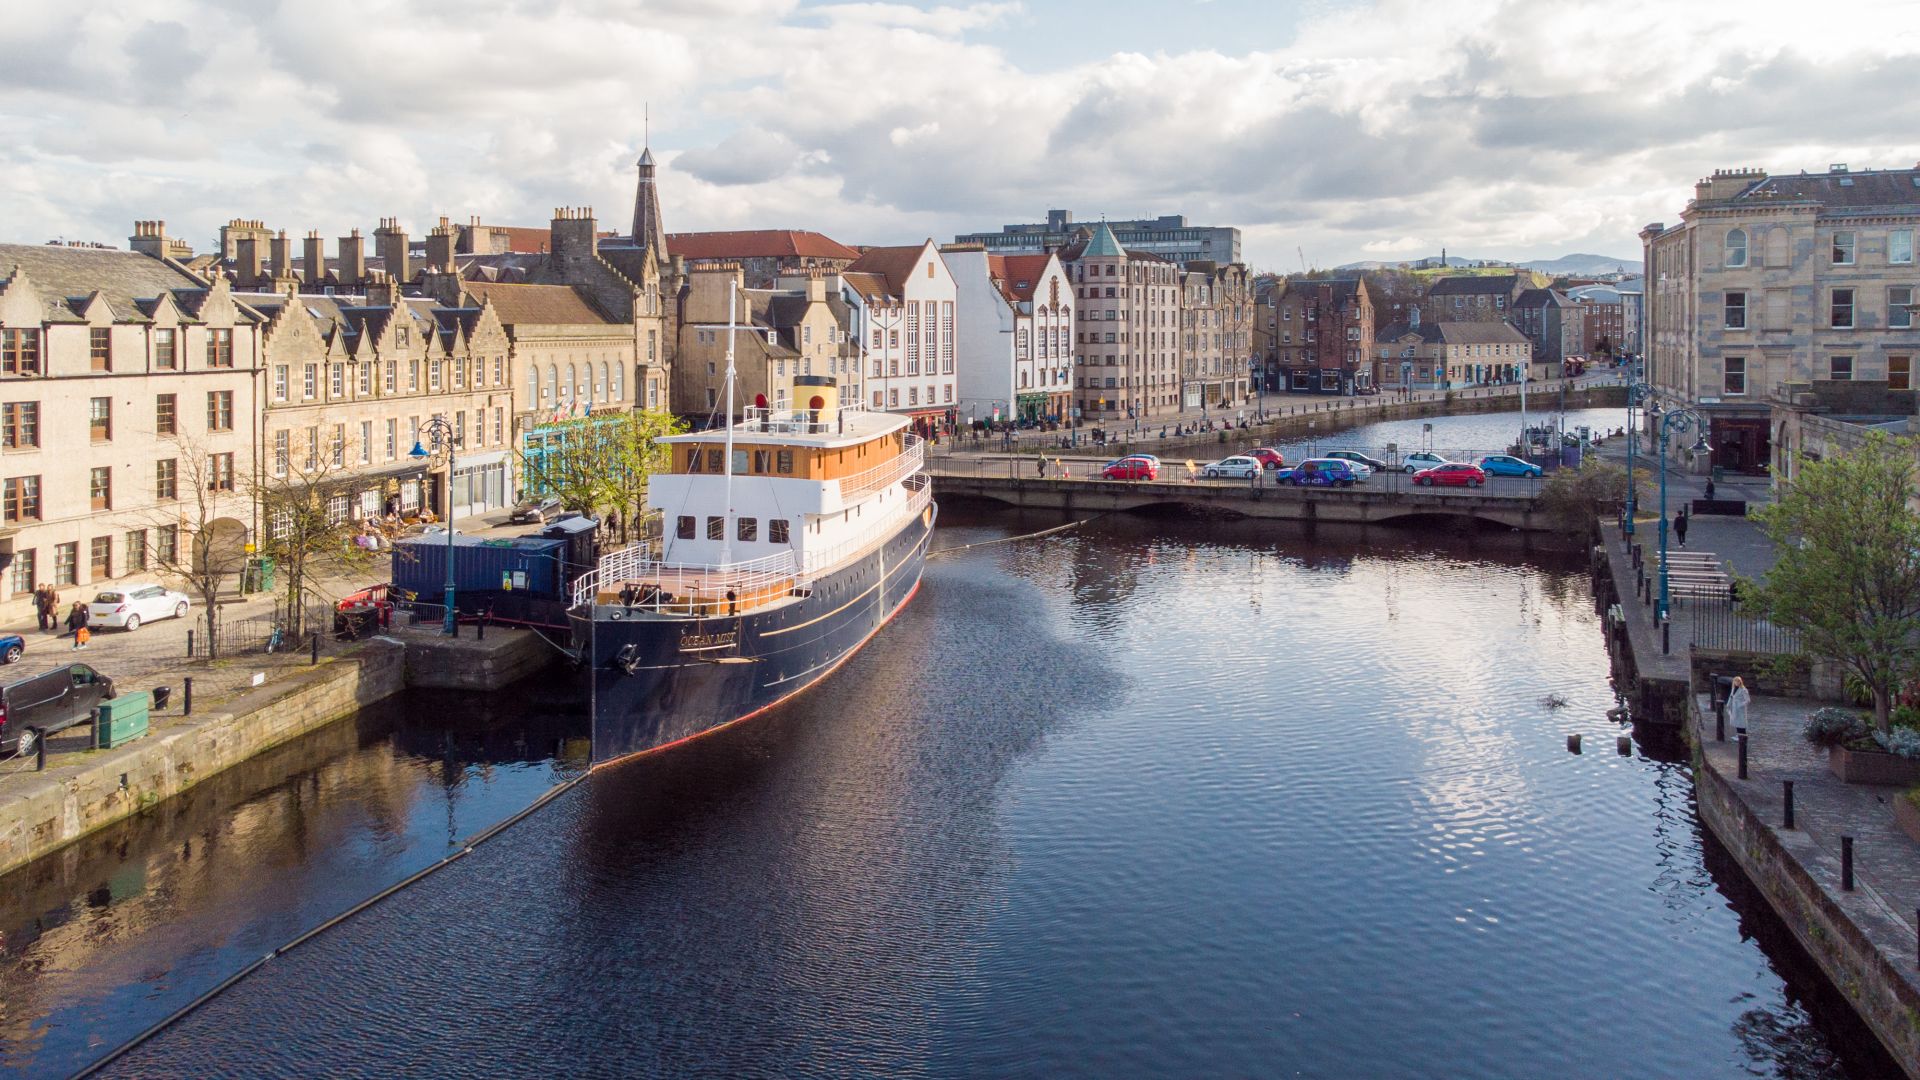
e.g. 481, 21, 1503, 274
926, 518, 1086, 558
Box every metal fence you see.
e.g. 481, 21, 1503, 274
187, 599, 337, 658
1690, 597, 1801, 655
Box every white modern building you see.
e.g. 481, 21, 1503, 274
843, 241, 960, 436
943, 247, 1074, 426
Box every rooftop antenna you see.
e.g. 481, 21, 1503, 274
644, 102, 649, 147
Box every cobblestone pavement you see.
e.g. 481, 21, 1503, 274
1694, 691, 1920, 970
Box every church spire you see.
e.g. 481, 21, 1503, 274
631, 106, 667, 263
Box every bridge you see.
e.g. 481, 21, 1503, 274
930, 470, 1552, 531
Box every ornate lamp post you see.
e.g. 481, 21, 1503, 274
409, 416, 458, 636
1652, 403, 1711, 621
1623, 380, 1652, 535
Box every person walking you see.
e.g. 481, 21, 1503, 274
1674, 507, 1690, 547
1035, 454, 1046, 479
64, 600, 85, 640
1726, 676, 1750, 731
1704, 477, 1716, 501
32, 584, 53, 633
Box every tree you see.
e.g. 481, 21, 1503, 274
1751, 432, 1920, 733
253, 445, 377, 638
1536, 458, 1646, 535
516, 410, 685, 543
145, 435, 252, 659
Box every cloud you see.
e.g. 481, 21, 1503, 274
1, 0, 1917, 268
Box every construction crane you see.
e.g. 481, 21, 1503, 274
1297, 247, 1309, 274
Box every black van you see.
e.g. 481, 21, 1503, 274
0, 664, 116, 758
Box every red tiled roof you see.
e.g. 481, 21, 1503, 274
993, 254, 1052, 302
841, 271, 894, 303
666, 229, 861, 261
844, 244, 928, 295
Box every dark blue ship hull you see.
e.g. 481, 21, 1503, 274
574, 504, 935, 766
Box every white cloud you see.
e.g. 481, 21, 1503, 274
2, 0, 1916, 268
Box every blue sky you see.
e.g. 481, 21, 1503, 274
2, 0, 1916, 271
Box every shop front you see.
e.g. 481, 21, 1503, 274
450, 449, 510, 520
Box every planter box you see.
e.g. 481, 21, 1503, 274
1897, 793, 1920, 847
1828, 744, 1920, 786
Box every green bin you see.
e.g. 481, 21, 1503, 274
96, 692, 152, 749
242, 556, 278, 594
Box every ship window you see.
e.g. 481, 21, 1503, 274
770, 519, 790, 543
733, 449, 749, 474
686, 447, 702, 472
706, 449, 723, 472
706, 516, 724, 540
676, 515, 695, 539
752, 449, 771, 472
776, 450, 794, 474
738, 517, 757, 541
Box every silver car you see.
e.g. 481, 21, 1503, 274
1202, 455, 1262, 480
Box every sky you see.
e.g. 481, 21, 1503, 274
3, 0, 1918, 272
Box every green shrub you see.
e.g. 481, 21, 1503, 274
1894, 704, 1920, 730
1804, 706, 1870, 747
1877, 726, 1920, 759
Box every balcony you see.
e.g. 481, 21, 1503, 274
839, 434, 925, 502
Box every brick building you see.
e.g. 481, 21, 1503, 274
1274, 278, 1376, 394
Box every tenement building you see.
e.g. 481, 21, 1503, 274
1179, 261, 1254, 408
0, 237, 263, 608
1273, 278, 1376, 394
665, 230, 862, 289
955, 209, 1241, 267
1059, 223, 1183, 421
1642, 162, 1920, 475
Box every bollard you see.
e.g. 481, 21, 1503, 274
1616, 735, 1631, 756
35, 729, 46, 772
186, 629, 194, 657
1662, 619, 1670, 655
310, 630, 319, 665
1783, 780, 1795, 829
1567, 733, 1582, 754
1716, 705, 1725, 742
1842, 836, 1855, 891
477, 616, 486, 641
183, 676, 193, 716
1738, 731, 1749, 779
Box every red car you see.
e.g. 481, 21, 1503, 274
1103, 455, 1159, 480
1246, 447, 1287, 470
1413, 463, 1487, 488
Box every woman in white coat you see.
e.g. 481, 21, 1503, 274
1726, 676, 1751, 731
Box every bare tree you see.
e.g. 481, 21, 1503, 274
145, 434, 252, 659
252, 434, 377, 638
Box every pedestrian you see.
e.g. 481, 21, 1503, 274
64, 601, 85, 639
73, 625, 90, 651
1036, 454, 1047, 479
1726, 675, 1750, 730
1674, 507, 1690, 547
32, 583, 53, 632
1704, 477, 1716, 501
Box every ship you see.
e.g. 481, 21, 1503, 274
568, 291, 934, 765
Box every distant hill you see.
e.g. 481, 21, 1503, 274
1334, 253, 1642, 277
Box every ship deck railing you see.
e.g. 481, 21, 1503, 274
802, 476, 932, 577
740, 400, 873, 436
839, 434, 924, 502
574, 548, 800, 614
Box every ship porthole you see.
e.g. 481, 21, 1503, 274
609, 610, 624, 620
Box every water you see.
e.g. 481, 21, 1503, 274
11, 506, 1887, 1078
1260, 405, 1629, 462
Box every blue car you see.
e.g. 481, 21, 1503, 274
1286, 458, 1359, 487
0, 633, 20, 665
1478, 454, 1544, 478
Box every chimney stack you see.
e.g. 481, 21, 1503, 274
129, 220, 169, 260
338, 229, 367, 287
374, 217, 410, 286
235, 236, 265, 287
425, 216, 458, 273
549, 206, 599, 277
303, 231, 326, 288
364, 269, 398, 308
269, 229, 294, 283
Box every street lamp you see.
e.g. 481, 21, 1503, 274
1622, 379, 1652, 535
409, 416, 458, 636
1653, 402, 1710, 622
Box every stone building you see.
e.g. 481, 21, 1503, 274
1566, 284, 1627, 357
0, 239, 263, 607
1179, 261, 1254, 408
1273, 278, 1376, 394
1060, 222, 1183, 421
1510, 288, 1580, 377
670, 265, 827, 418
1420, 273, 1532, 324
238, 278, 516, 523
943, 248, 1075, 425
1372, 316, 1532, 391
1251, 276, 1283, 392
1642, 162, 1920, 475
843, 241, 961, 433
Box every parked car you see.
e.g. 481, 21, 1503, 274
0, 634, 21, 665
88, 584, 191, 631
1325, 450, 1387, 471
1202, 456, 1262, 480
1246, 447, 1287, 470
509, 496, 565, 524
1413, 463, 1488, 488
1103, 455, 1159, 481
1478, 454, 1544, 478
1287, 458, 1360, 487
1400, 451, 1451, 473
0, 663, 115, 757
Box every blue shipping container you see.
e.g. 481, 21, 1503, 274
391, 536, 566, 599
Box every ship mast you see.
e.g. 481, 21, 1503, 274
722, 279, 738, 567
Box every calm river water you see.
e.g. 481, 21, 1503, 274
0, 433, 1897, 1077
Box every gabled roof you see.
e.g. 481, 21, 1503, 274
1513, 287, 1568, 309
844, 244, 929, 295
1426, 273, 1524, 297
0, 243, 246, 325
840, 271, 894, 304
461, 281, 614, 325
990, 253, 1054, 302
1434, 321, 1531, 346
667, 229, 861, 261
1378, 321, 1442, 343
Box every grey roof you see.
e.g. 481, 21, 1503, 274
1426, 273, 1524, 297
1434, 321, 1531, 346
0, 243, 251, 325
1513, 287, 1568, 309
1378, 321, 1442, 343
1743, 168, 1920, 211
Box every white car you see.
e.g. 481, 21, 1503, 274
1202, 455, 1262, 480
88, 583, 191, 631
1401, 451, 1452, 473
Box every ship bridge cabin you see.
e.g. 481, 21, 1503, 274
574, 376, 931, 617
